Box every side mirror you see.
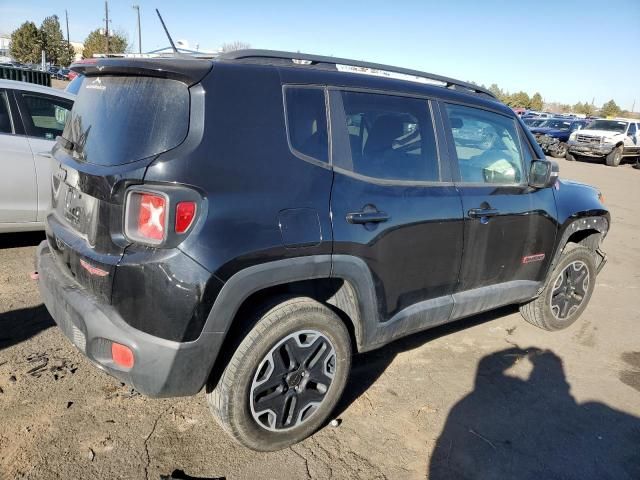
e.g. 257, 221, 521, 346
529, 159, 559, 189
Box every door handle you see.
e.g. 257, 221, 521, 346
468, 208, 499, 218
37, 152, 52, 158
346, 210, 390, 224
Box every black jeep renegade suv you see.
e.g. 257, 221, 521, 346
37, 50, 609, 451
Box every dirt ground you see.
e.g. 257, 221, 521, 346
1, 159, 639, 480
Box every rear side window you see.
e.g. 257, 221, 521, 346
445, 103, 525, 185
62, 76, 189, 166
284, 86, 328, 163
20, 93, 72, 140
334, 91, 439, 182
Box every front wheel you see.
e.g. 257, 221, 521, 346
520, 246, 596, 331
565, 152, 577, 162
207, 297, 352, 451
550, 142, 568, 158
605, 145, 623, 166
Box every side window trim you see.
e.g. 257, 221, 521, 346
440, 100, 529, 187
328, 87, 449, 186
282, 84, 331, 169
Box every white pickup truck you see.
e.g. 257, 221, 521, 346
566, 118, 640, 166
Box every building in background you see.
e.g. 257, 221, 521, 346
0, 35, 11, 63
0, 34, 84, 64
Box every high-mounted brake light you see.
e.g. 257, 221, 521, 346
175, 201, 196, 233
125, 191, 168, 245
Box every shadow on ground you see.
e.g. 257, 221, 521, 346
335, 305, 518, 417
428, 347, 640, 480
0, 305, 54, 351
0, 231, 45, 249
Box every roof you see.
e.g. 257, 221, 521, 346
219, 49, 495, 98
0, 79, 75, 99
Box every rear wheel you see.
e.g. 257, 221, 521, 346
520, 246, 596, 331
605, 145, 623, 166
207, 297, 351, 451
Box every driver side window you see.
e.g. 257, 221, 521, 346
445, 103, 525, 185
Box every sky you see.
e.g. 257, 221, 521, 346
1, 0, 639, 110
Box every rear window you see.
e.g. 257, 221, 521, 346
61, 76, 189, 166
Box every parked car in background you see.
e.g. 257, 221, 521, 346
530, 118, 590, 158
37, 51, 609, 451
0, 79, 74, 232
567, 118, 640, 166
523, 117, 547, 128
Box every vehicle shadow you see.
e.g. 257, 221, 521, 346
0, 305, 54, 351
334, 305, 517, 418
428, 347, 640, 480
0, 231, 45, 249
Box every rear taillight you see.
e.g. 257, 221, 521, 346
124, 189, 199, 246
175, 201, 196, 234
125, 191, 168, 245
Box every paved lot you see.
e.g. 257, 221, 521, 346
1, 159, 639, 480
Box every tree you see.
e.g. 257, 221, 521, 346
39, 15, 69, 65
488, 83, 509, 103
507, 91, 531, 109
82, 29, 128, 59
9, 21, 41, 64
600, 99, 622, 118
221, 41, 251, 53
530, 92, 543, 111
572, 101, 596, 116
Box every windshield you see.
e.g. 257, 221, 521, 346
539, 119, 572, 130
586, 120, 628, 133
61, 75, 190, 166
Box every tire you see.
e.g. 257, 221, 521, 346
519, 246, 597, 331
550, 142, 568, 158
207, 297, 352, 451
605, 145, 623, 166
565, 152, 577, 162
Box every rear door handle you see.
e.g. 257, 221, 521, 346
346, 211, 390, 224
468, 208, 499, 218
37, 152, 52, 158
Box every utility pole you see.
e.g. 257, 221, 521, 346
65, 10, 71, 63
104, 1, 110, 55
132, 5, 142, 54
632, 99, 636, 113
65, 10, 70, 45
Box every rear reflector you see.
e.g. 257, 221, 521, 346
175, 201, 197, 233
111, 343, 134, 369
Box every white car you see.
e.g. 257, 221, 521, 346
567, 118, 640, 166
0, 79, 74, 232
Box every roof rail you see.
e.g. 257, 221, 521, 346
219, 49, 495, 98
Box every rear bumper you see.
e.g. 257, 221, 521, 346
37, 241, 224, 397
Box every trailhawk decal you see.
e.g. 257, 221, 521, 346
522, 253, 546, 264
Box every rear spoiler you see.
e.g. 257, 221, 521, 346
70, 57, 213, 86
